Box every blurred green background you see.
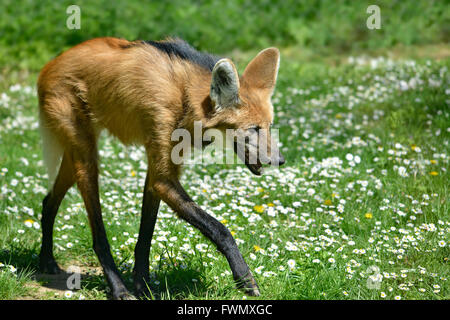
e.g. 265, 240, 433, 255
0, 0, 448, 70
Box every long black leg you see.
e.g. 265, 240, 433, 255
39, 153, 75, 274
153, 178, 260, 296
71, 147, 132, 300
133, 173, 160, 297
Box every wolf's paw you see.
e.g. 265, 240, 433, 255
39, 258, 63, 274
236, 272, 260, 296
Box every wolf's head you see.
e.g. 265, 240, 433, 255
208, 48, 285, 175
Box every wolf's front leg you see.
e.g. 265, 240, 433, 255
153, 178, 260, 296
133, 172, 161, 298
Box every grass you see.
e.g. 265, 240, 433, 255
0, 0, 448, 70
0, 43, 449, 300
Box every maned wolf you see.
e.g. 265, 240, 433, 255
37, 37, 285, 299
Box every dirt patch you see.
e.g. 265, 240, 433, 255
22, 265, 103, 300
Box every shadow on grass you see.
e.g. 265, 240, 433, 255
0, 245, 39, 275
143, 267, 207, 300
0, 245, 103, 296
1, 245, 209, 299
75, 266, 208, 300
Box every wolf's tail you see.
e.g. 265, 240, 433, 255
39, 112, 63, 192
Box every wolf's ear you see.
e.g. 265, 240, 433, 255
210, 59, 240, 111
242, 47, 280, 95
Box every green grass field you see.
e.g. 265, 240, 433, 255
0, 44, 448, 300
0, 0, 449, 300
1, 0, 448, 70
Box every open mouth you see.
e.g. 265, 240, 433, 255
233, 142, 263, 175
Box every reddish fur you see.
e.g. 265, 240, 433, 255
38, 37, 278, 189
38, 37, 280, 298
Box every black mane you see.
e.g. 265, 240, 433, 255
142, 38, 220, 71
